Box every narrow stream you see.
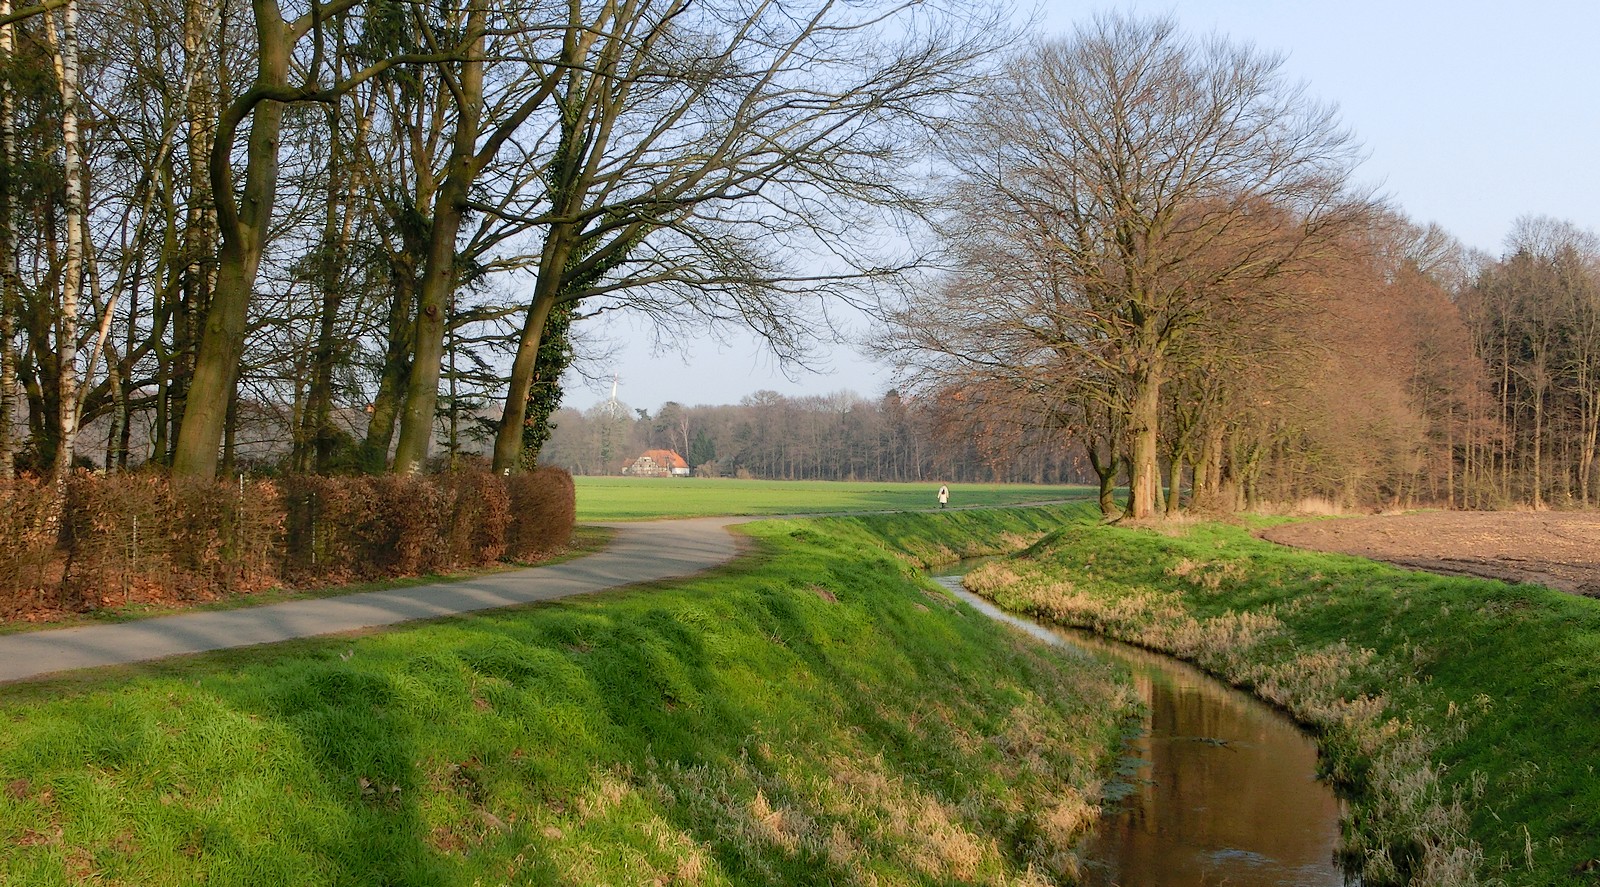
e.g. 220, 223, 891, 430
931, 571, 1351, 886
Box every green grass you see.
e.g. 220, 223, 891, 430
0, 506, 1132, 886
965, 508, 1600, 886
574, 476, 1093, 521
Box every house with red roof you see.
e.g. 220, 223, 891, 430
623, 449, 690, 477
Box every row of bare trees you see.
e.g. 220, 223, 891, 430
1462, 218, 1600, 508
0, 0, 1007, 483
881, 13, 1600, 517
547, 202, 1600, 513
537, 390, 1092, 485
10, 0, 1599, 515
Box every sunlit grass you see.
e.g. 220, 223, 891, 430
574, 476, 1094, 521
0, 506, 1133, 885
968, 509, 1600, 886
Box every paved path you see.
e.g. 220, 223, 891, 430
0, 517, 747, 684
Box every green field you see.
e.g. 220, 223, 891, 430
574, 476, 1094, 521
0, 506, 1131, 885
967, 510, 1600, 886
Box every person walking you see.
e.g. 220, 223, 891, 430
937, 484, 950, 508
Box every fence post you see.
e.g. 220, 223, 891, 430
128, 513, 138, 604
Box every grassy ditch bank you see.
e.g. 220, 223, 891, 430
0, 506, 1133, 885
965, 508, 1600, 887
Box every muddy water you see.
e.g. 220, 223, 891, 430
932, 574, 1349, 886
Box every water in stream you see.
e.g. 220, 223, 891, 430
932, 574, 1350, 886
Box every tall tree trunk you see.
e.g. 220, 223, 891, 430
303, 278, 341, 472
102, 352, 121, 469
1165, 452, 1183, 516
445, 305, 457, 468
1192, 421, 1226, 512
491, 255, 567, 473
0, 0, 17, 479
1085, 435, 1119, 519
166, 0, 220, 464
1581, 396, 1598, 506
359, 271, 416, 472
171, 0, 293, 480
1124, 358, 1163, 519
221, 382, 238, 476
392, 192, 469, 474
1445, 411, 1456, 509
173, 226, 269, 479
392, 0, 486, 475
1532, 383, 1544, 508
47, 0, 86, 480
298, 109, 358, 473
1499, 340, 1512, 501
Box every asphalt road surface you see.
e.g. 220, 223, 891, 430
0, 517, 746, 684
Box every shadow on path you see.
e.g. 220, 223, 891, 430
0, 517, 745, 684
0, 500, 1087, 684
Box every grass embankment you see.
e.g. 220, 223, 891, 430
0, 506, 1133, 885
575, 477, 1092, 521
964, 508, 1600, 887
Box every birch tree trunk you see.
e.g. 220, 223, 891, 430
45, 0, 86, 480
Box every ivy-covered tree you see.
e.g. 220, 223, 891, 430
519, 300, 574, 469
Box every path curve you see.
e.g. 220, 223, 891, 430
0, 517, 747, 684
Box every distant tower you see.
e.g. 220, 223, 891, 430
605, 374, 623, 418
599, 373, 625, 472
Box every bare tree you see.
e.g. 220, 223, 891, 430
170, 0, 449, 480
889, 13, 1369, 518
430, 0, 1012, 475
387, 0, 565, 474
1463, 216, 1600, 507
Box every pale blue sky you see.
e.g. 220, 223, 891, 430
567, 1, 1600, 414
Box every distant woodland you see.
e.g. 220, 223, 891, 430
0, 0, 1595, 516
538, 391, 1088, 485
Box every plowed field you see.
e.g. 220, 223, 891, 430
1259, 511, 1600, 597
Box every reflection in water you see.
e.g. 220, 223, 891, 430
933, 576, 1348, 886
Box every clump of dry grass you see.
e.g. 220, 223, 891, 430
1251, 496, 1350, 516
1166, 556, 1247, 591
961, 561, 1023, 595
647, 749, 1036, 885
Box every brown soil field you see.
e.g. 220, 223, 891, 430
1258, 511, 1600, 597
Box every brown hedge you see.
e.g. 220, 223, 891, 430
505, 466, 576, 562
0, 480, 60, 615
0, 466, 575, 617
60, 474, 283, 607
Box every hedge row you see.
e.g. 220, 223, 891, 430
0, 467, 576, 617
